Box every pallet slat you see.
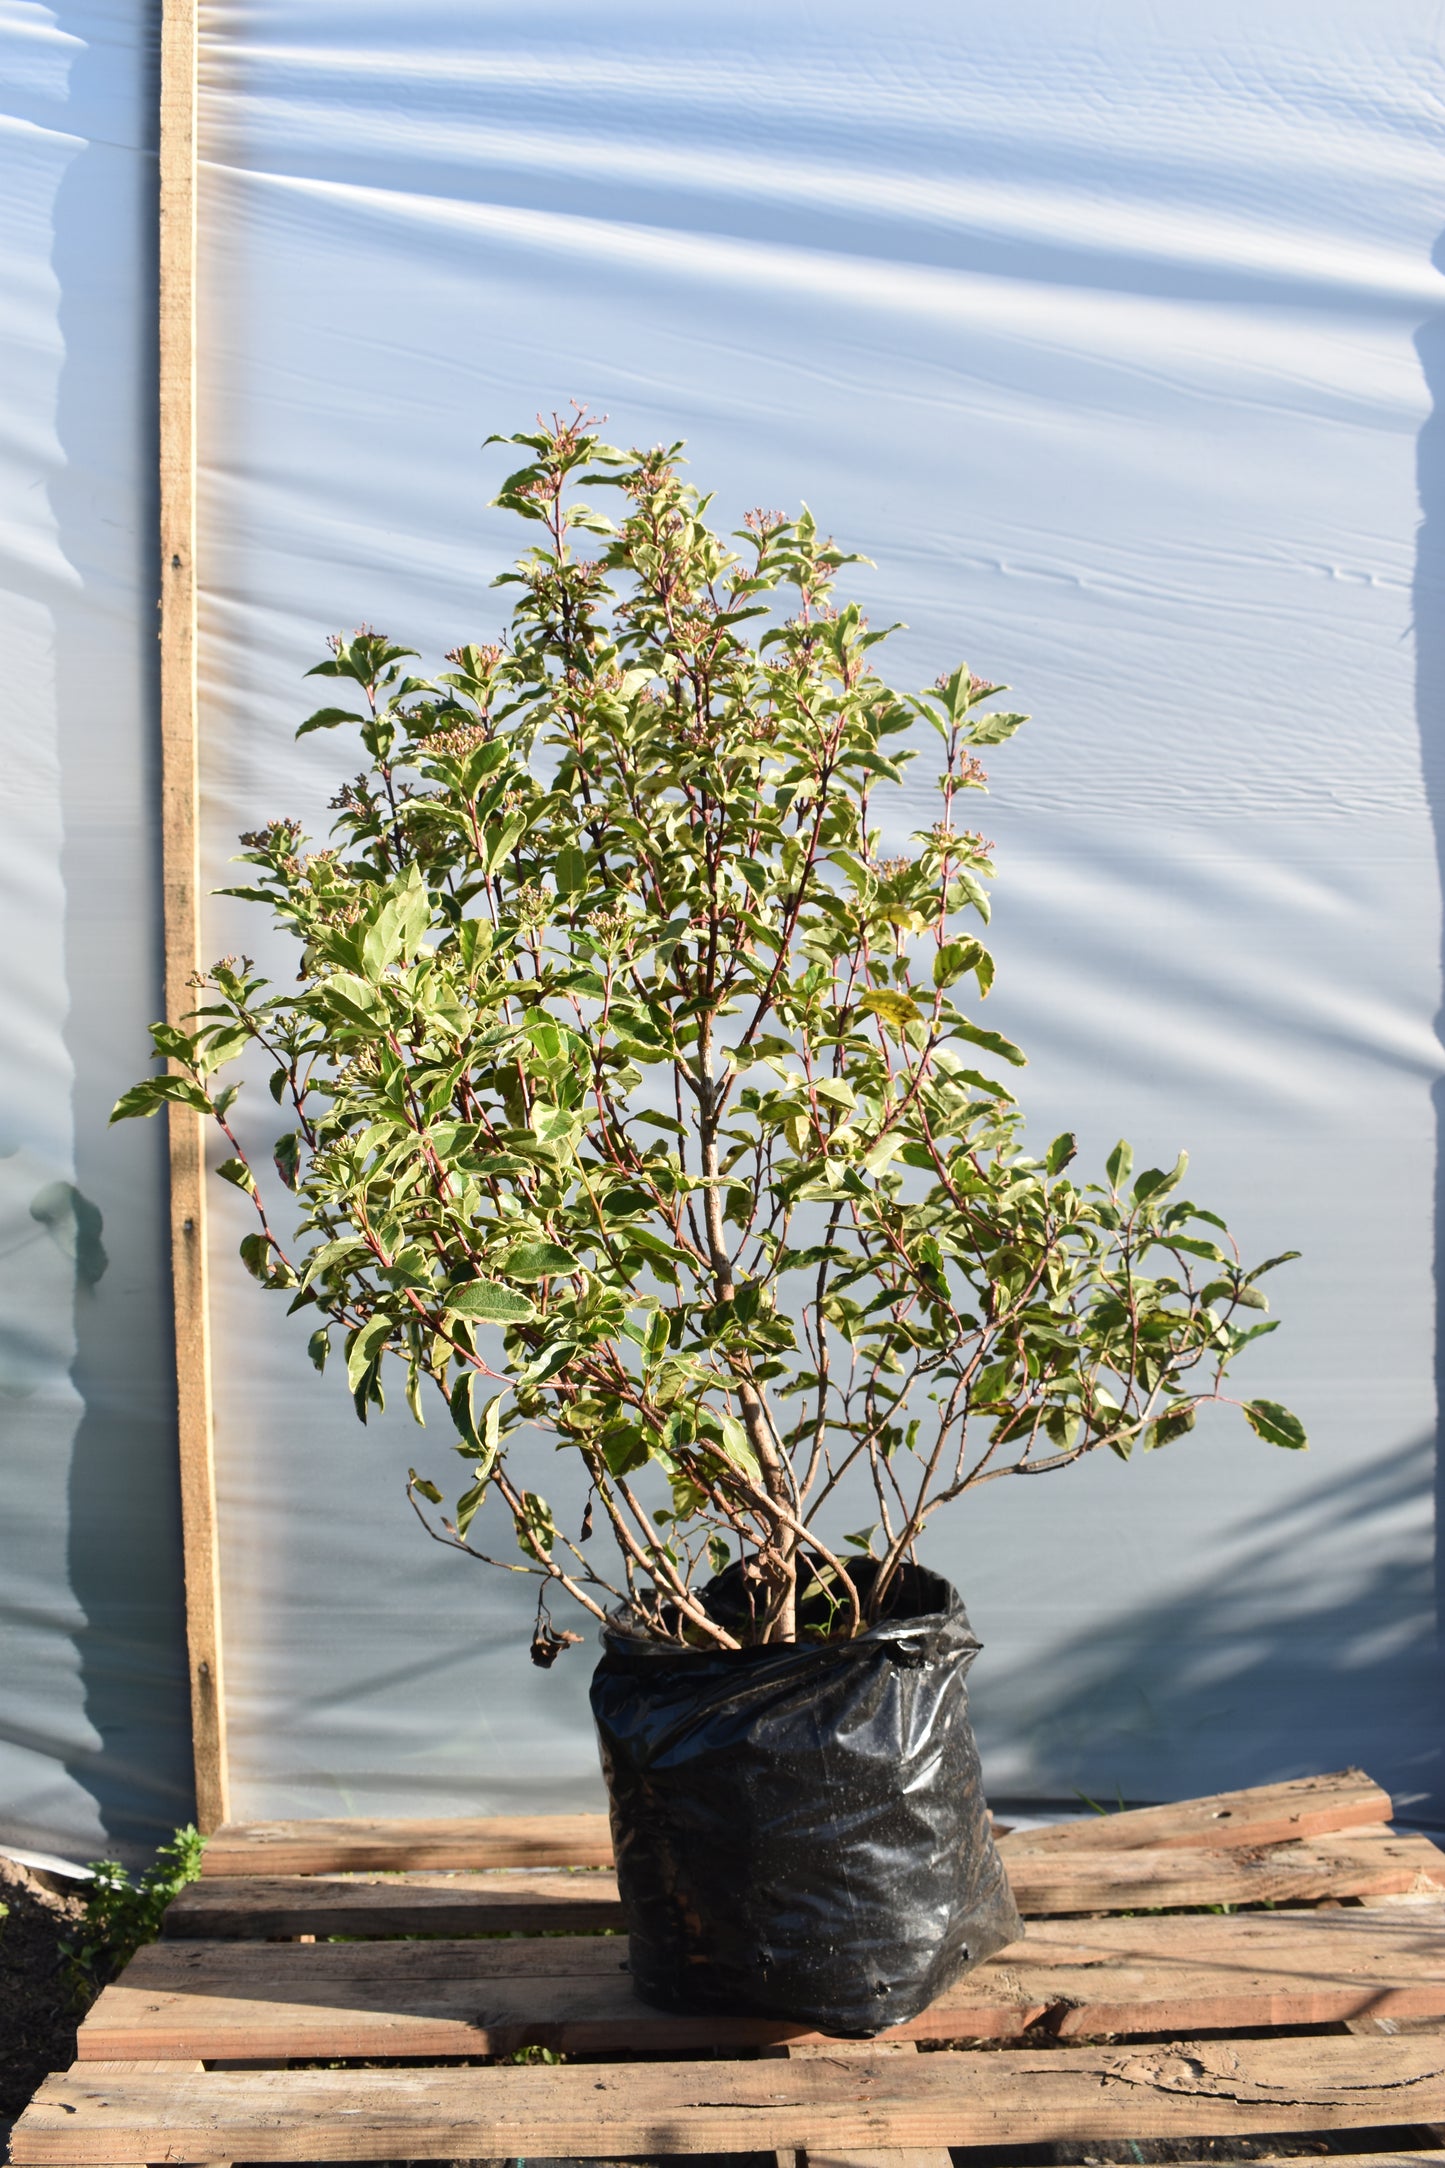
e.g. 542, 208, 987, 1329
773, 2039, 952, 2168
79, 1902, 1445, 2061
198, 1811, 614, 1876
164, 1829, 1445, 1939
169, 1864, 622, 1938
996, 1767, 1393, 1855
195, 1769, 1391, 1878
17, 2032, 1445, 2163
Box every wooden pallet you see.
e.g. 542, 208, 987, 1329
10, 1767, 1445, 2168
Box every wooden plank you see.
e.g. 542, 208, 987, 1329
79, 2064, 225, 2168
158, 0, 228, 1838
167, 1829, 1445, 1938
197, 1812, 614, 1876
1002, 1826, 1443, 1911
78, 1902, 1445, 2061
74, 2072, 224, 2168
1347, 2017, 1445, 2148
167, 1864, 625, 1936
803, 2153, 945, 2168
998, 1767, 1392, 1854
773, 2041, 951, 2168
193, 1772, 1391, 1878
17, 2032, 1445, 2162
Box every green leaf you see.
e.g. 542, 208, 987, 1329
967, 708, 1028, 746
347, 1314, 392, 1392
1163, 1234, 1226, 1262
1106, 1139, 1134, 1190
109, 1080, 167, 1122
216, 1156, 257, 1196
1134, 1152, 1187, 1204
1046, 1132, 1077, 1175
319, 973, 384, 1026
449, 1376, 503, 1467
307, 1328, 331, 1374
1243, 1399, 1308, 1450
485, 812, 528, 873
297, 705, 364, 737
517, 1341, 576, 1388
409, 1469, 444, 1505
600, 1420, 650, 1478
862, 1130, 906, 1176
621, 1225, 683, 1278
553, 845, 588, 897
503, 1240, 580, 1281
455, 1477, 490, 1537
515, 1490, 556, 1559
934, 938, 991, 991
953, 1018, 1027, 1068
859, 987, 922, 1031
445, 1279, 537, 1323
970, 1357, 1014, 1405
1146, 1403, 1197, 1450
843, 1525, 879, 1554
950, 867, 992, 923
109, 1076, 212, 1122
450, 1370, 481, 1450
706, 1534, 730, 1575
716, 1413, 761, 1477
1246, 1250, 1302, 1282
362, 872, 431, 979
150, 1023, 198, 1062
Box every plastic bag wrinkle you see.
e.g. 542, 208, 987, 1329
590, 1559, 1023, 2034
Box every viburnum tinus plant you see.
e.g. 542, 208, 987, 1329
114, 410, 1305, 1657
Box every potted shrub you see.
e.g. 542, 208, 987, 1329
115, 410, 1306, 2036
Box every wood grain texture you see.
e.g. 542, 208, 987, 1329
1000, 1827, 1443, 1911
167, 1829, 1444, 1938
996, 1768, 1392, 1854
17, 2032, 1445, 2162
159, 0, 228, 1837
76, 2064, 224, 2168
197, 1813, 615, 1876
169, 1863, 626, 1935
195, 1772, 1391, 1879
774, 2039, 952, 2168
79, 1902, 1445, 2061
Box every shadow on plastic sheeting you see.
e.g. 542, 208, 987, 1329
977, 217, 1445, 1834
1418, 234, 1445, 1656
44, 1, 194, 1859
974, 1434, 1444, 1821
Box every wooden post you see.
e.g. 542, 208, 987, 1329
159, 0, 229, 1832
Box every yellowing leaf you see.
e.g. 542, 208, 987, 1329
859, 988, 921, 1031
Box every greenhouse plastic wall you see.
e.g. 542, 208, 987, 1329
4, 0, 1445, 1858
1, 0, 193, 1862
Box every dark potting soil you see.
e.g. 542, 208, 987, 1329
0, 1854, 85, 2134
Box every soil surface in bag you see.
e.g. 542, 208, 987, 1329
589, 1559, 1023, 2035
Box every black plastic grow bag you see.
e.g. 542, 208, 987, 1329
589, 1560, 1022, 2035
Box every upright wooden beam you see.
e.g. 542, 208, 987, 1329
159, 0, 229, 1832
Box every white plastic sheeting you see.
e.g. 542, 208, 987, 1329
3, 0, 1444, 1857
200, 0, 1445, 1821
2, 0, 194, 1863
